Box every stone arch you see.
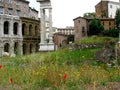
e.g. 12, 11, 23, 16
29, 24, 32, 36
4, 21, 9, 34
4, 43, 9, 52
23, 43, 26, 55
22, 23, 26, 36
35, 25, 38, 35
36, 43, 38, 52
13, 22, 18, 35
30, 43, 33, 54
14, 42, 19, 54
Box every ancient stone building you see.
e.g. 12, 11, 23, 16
0, 0, 40, 56
73, 17, 115, 42
0, 14, 22, 57
95, 0, 120, 18
21, 17, 40, 55
57, 27, 74, 35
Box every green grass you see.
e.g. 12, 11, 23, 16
0, 43, 120, 89
76, 36, 118, 44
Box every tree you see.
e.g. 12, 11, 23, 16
115, 8, 120, 29
89, 18, 104, 35
83, 12, 96, 18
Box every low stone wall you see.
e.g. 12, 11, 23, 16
72, 43, 103, 49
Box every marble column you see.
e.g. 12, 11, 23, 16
10, 19, 13, 36
9, 41, 14, 56
18, 41, 23, 55
40, 8, 46, 43
0, 18, 3, 37
49, 8, 53, 43
18, 22, 22, 37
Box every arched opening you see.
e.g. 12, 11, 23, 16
13, 22, 18, 35
36, 43, 38, 52
23, 44, 26, 55
22, 23, 26, 36
30, 44, 33, 54
35, 26, 37, 35
4, 21, 9, 34
29, 24, 32, 36
14, 42, 18, 54
4, 43, 9, 52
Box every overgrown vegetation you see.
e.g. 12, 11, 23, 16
0, 36, 120, 89
76, 36, 118, 44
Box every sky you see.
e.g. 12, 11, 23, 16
28, 0, 119, 28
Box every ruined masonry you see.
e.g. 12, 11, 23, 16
37, 0, 55, 51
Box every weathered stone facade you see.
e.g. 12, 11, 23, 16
57, 27, 74, 35
21, 17, 40, 55
54, 33, 68, 48
0, 0, 38, 19
73, 17, 88, 42
0, 14, 23, 57
0, 0, 40, 56
95, 0, 120, 18
73, 17, 115, 42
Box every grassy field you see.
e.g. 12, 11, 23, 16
0, 36, 120, 90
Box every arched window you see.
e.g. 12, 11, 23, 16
4, 21, 9, 34
30, 44, 33, 54
35, 26, 37, 35
36, 43, 38, 52
22, 23, 26, 36
13, 22, 18, 35
4, 43, 9, 52
29, 24, 32, 36
23, 44, 26, 55
14, 42, 18, 54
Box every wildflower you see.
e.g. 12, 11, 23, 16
9, 78, 13, 83
0, 64, 2, 69
62, 73, 67, 79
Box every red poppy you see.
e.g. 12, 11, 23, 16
0, 64, 2, 69
63, 74, 67, 79
9, 78, 13, 83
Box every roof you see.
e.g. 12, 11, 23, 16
20, 0, 29, 3
73, 16, 115, 21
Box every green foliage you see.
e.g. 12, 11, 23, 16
115, 8, 120, 29
89, 18, 104, 35
83, 12, 96, 18
76, 36, 117, 44
102, 29, 119, 37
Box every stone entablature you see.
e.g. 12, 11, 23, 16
0, 14, 23, 57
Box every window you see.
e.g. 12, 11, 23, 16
4, 21, 9, 34
109, 22, 111, 26
110, 5, 112, 8
0, 7, 3, 14
29, 24, 32, 36
8, 8, 13, 15
16, 1, 19, 6
16, 10, 20, 16
13, 22, 18, 35
7, 0, 12, 3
